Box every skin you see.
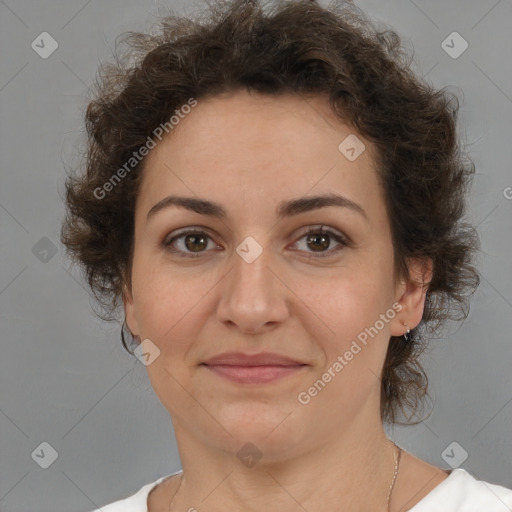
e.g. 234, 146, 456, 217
123, 90, 448, 512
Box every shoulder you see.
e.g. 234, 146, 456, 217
410, 468, 512, 512
88, 471, 182, 512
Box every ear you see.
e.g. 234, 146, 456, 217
122, 282, 140, 340
390, 257, 433, 337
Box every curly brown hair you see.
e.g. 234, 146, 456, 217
60, 0, 480, 424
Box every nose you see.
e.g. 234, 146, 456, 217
215, 239, 289, 334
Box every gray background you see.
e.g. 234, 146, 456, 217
1, 0, 511, 510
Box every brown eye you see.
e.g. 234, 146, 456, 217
292, 226, 349, 257
306, 232, 331, 252
163, 229, 219, 258
183, 233, 208, 252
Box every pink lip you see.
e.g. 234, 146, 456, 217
201, 352, 307, 384
203, 352, 304, 366
202, 364, 305, 384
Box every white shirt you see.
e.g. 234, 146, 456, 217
91, 468, 512, 512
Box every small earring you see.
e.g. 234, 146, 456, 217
121, 318, 141, 355
402, 322, 411, 341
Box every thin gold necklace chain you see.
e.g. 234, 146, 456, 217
168, 475, 182, 511
167, 444, 403, 511
387, 444, 403, 511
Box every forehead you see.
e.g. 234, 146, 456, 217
137, 91, 383, 223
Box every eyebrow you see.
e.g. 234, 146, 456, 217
146, 193, 367, 221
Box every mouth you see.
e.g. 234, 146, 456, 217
200, 352, 308, 384
200, 363, 307, 384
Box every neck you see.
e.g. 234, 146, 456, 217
168, 409, 397, 512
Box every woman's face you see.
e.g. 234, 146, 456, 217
124, 91, 423, 460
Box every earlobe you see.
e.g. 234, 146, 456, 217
122, 283, 140, 338
391, 257, 433, 337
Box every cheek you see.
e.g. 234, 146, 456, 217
300, 275, 394, 413
131, 255, 221, 353
135, 268, 207, 414
136, 286, 198, 346
298, 260, 395, 385
299, 263, 393, 336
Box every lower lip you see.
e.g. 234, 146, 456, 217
202, 364, 306, 384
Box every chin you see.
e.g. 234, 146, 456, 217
215, 406, 307, 455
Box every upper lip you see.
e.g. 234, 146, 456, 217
202, 352, 306, 366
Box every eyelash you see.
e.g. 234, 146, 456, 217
162, 225, 350, 259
